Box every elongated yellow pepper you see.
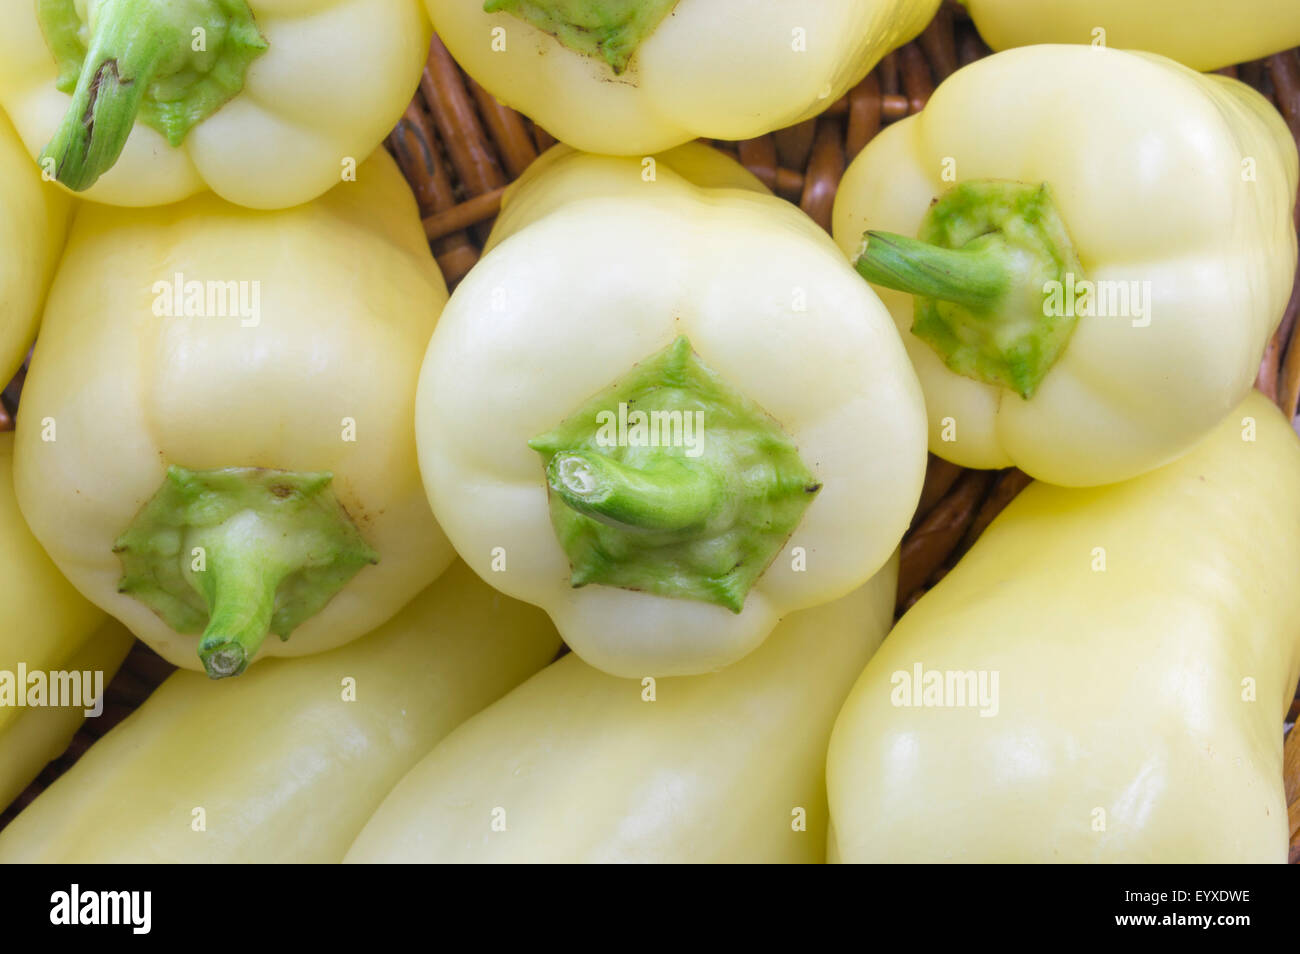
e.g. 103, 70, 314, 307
0, 561, 561, 863
0, 0, 431, 208
416, 143, 925, 677
0, 619, 133, 812
345, 556, 896, 863
962, 0, 1300, 73
0, 106, 70, 387
1, 431, 132, 809
834, 45, 1299, 487
827, 392, 1300, 863
15, 151, 453, 677
427, 0, 940, 154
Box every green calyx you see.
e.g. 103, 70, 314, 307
37, 0, 268, 191
114, 466, 377, 679
529, 336, 820, 614
854, 180, 1084, 399
484, 0, 679, 74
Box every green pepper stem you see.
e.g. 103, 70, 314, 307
38, 0, 269, 191
187, 513, 293, 678
854, 230, 1010, 313
194, 561, 280, 678
40, 0, 182, 191
546, 451, 721, 533
528, 337, 818, 613
115, 466, 377, 678
852, 181, 1084, 399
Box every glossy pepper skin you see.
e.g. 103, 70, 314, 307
345, 555, 895, 863
833, 46, 1299, 488
415, 143, 926, 678
827, 392, 1300, 863
0, 0, 430, 208
0, 431, 133, 809
962, 0, 1300, 73
425, 0, 940, 155
15, 150, 453, 677
0, 562, 561, 863
0, 107, 70, 387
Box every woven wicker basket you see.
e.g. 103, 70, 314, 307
2, 2, 1298, 859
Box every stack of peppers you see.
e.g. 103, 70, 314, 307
0, 0, 1297, 864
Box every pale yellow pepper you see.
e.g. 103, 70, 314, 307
427, 0, 940, 154
1, 431, 133, 809
0, 0, 432, 208
15, 151, 453, 677
962, 0, 1300, 73
834, 46, 1299, 486
0, 106, 70, 387
416, 144, 925, 678
0, 619, 133, 812
827, 392, 1300, 863
344, 556, 895, 863
0, 561, 560, 863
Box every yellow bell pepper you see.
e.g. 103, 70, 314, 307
0, 0, 431, 208
14, 150, 453, 678
0, 106, 70, 387
834, 45, 1299, 487
961, 0, 1300, 73
416, 143, 926, 677
0, 619, 133, 812
345, 555, 895, 863
426, 0, 941, 155
0, 561, 561, 863
827, 391, 1300, 863
1, 430, 133, 809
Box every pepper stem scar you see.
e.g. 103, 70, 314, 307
114, 466, 377, 679
528, 335, 819, 613
853, 179, 1084, 399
